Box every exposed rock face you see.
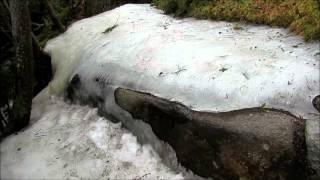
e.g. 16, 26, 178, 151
312, 95, 320, 112
114, 88, 310, 180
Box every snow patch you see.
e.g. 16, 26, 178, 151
1, 97, 199, 179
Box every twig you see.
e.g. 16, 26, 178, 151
103, 15, 120, 33
44, 0, 65, 32
3, 0, 10, 11
242, 72, 249, 80
133, 173, 151, 180
173, 65, 187, 75
32, 22, 44, 31
31, 32, 41, 50
103, 24, 118, 33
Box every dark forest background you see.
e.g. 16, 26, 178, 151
0, 0, 149, 139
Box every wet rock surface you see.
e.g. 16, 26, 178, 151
312, 95, 320, 112
114, 87, 311, 180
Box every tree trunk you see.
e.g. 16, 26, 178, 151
8, 0, 33, 134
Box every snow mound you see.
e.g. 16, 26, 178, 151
43, 4, 319, 171
45, 4, 319, 118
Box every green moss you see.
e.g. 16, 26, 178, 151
154, 0, 320, 41
154, 0, 178, 14
35, 0, 72, 47
51, 0, 72, 24
175, 0, 193, 16
37, 18, 60, 47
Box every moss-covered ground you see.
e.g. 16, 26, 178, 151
153, 0, 320, 41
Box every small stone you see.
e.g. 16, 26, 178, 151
17, 147, 21, 151
262, 144, 270, 151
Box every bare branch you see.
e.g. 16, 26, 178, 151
44, 0, 65, 32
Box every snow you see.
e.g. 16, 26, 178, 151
43, 4, 319, 172
1, 96, 197, 179
44, 4, 319, 118
1, 3, 320, 178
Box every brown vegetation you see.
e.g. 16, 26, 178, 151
153, 0, 320, 41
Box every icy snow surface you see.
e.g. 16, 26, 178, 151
1, 96, 196, 179
44, 4, 319, 118
43, 4, 319, 170
1, 3, 320, 179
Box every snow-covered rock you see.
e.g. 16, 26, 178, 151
44, 4, 319, 174
1, 3, 319, 179
45, 4, 319, 118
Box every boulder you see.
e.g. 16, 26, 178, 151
114, 88, 309, 180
